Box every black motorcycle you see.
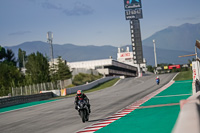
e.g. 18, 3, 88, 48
77, 100, 90, 123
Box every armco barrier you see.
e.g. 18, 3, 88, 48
66, 76, 119, 95
0, 92, 53, 108
172, 91, 200, 133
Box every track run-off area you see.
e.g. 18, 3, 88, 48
0, 73, 192, 133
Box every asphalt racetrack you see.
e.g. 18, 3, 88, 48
0, 73, 176, 133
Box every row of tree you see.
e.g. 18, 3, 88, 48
0, 46, 72, 96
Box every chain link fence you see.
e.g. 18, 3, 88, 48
12, 79, 72, 96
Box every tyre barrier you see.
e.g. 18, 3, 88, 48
0, 92, 53, 108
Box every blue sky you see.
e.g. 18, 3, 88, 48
1, 0, 200, 47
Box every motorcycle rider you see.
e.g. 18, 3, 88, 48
74, 90, 91, 113
156, 76, 160, 85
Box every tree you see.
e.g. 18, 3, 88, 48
57, 57, 72, 80
25, 52, 50, 84
4, 49, 16, 66
147, 65, 154, 72
0, 62, 23, 96
0, 47, 23, 96
0, 46, 6, 60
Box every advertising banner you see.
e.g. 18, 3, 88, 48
124, 0, 142, 10
120, 52, 131, 58
164, 66, 168, 69
168, 65, 181, 69
192, 61, 200, 81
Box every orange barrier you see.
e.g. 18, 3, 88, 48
61, 89, 67, 96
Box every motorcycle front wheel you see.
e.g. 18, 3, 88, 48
86, 113, 89, 121
80, 110, 86, 123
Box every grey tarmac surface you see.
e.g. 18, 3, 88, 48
0, 73, 176, 133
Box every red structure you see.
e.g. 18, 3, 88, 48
168, 65, 181, 69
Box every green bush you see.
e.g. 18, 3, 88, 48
72, 73, 103, 86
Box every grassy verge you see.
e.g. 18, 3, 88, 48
174, 70, 192, 81
84, 78, 120, 93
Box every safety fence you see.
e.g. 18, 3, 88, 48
12, 79, 72, 96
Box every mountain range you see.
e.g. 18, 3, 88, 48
4, 23, 199, 66
143, 23, 200, 52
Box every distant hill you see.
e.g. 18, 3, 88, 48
5, 41, 117, 62
4, 23, 199, 66
143, 23, 200, 52
5, 41, 193, 66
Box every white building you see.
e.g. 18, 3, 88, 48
68, 59, 138, 77
117, 47, 147, 73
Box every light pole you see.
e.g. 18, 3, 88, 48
47, 31, 54, 64
153, 39, 158, 74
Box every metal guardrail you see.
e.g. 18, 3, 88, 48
0, 92, 53, 108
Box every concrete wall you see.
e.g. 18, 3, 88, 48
66, 76, 118, 95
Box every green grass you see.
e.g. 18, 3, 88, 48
84, 78, 120, 93
174, 70, 192, 81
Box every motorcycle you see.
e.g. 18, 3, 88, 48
156, 78, 160, 85
77, 100, 90, 123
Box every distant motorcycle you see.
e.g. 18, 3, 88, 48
156, 78, 160, 85
77, 100, 90, 123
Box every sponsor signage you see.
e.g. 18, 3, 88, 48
192, 61, 200, 81
192, 62, 197, 80
124, 0, 142, 10
120, 52, 131, 57
164, 66, 168, 70
125, 9, 143, 20
168, 65, 181, 69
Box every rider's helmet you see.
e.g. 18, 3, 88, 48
77, 90, 83, 97
157, 76, 159, 79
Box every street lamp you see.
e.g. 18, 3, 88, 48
153, 39, 158, 74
